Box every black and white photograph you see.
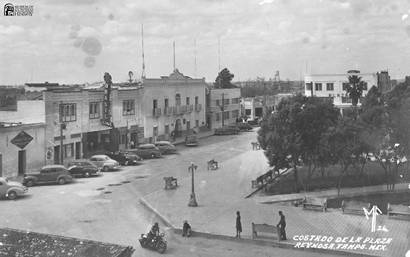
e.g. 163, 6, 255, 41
1, 0, 410, 256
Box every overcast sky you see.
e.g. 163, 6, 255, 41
1, 0, 410, 84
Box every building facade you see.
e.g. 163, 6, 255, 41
43, 85, 144, 165
207, 87, 241, 129
142, 70, 207, 142
304, 70, 378, 110
0, 122, 46, 178
241, 93, 293, 120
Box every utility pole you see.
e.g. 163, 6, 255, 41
141, 24, 146, 79
173, 41, 176, 71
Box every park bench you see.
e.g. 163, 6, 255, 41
302, 197, 327, 212
341, 200, 371, 215
387, 203, 410, 220
251, 223, 280, 241
207, 160, 219, 170
163, 176, 178, 190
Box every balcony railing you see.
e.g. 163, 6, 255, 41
153, 108, 162, 117
173, 106, 182, 115
195, 104, 202, 112
187, 105, 194, 113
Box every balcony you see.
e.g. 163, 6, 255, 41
195, 104, 202, 112
187, 105, 194, 113
153, 108, 162, 117
173, 106, 182, 115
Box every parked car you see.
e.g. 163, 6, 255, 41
237, 122, 253, 131
247, 117, 260, 126
105, 151, 143, 165
127, 144, 162, 159
155, 141, 177, 154
67, 160, 101, 177
214, 125, 240, 135
185, 134, 198, 146
23, 165, 73, 187
0, 177, 27, 200
89, 155, 121, 172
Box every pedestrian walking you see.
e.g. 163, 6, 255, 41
182, 220, 192, 237
236, 211, 242, 238
276, 211, 287, 240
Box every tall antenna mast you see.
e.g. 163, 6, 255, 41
194, 38, 197, 77
218, 36, 221, 72
173, 41, 176, 71
141, 24, 146, 79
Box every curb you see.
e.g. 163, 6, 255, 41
140, 198, 377, 257
138, 197, 176, 229
171, 228, 377, 257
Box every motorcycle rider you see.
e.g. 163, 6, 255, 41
147, 222, 160, 245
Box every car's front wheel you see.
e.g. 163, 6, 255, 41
103, 166, 109, 172
58, 178, 66, 185
7, 191, 17, 200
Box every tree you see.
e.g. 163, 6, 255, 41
258, 94, 340, 192
344, 75, 367, 107
214, 68, 237, 89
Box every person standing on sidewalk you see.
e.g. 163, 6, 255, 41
276, 211, 287, 240
236, 211, 242, 238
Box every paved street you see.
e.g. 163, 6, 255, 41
0, 129, 343, 257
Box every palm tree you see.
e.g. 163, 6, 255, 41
345, 75, 366, 107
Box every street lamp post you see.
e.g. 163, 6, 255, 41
188, 162, 198, 207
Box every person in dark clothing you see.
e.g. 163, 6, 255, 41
182, 220, 192, 237
277, 211, 287, 240
236, 211, 242, 238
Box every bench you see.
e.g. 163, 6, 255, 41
207, 160, 218, 170
341, 200, 371, 215
303, 197, 327, 212
251, 142, 260, 150
163, 176, 178, 190
251, 223, 280, 241
387, 203, 410, 220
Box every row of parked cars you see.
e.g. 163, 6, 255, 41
214, 122, 254, 135
0, 141, 178, 200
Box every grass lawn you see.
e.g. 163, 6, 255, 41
266, 161, 410, 195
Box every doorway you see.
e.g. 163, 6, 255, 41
18, 150, 26, 176
75, 142, 81, 159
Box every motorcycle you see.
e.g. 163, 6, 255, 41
139, 232, 167, 254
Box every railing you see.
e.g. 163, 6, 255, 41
153, 108, 162, 117
195, 104, 202, 112
187, 105, 194, 113
181, 105, 188, 113
173, 106, 182, 115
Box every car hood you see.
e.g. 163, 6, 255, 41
7, 181, 24, 187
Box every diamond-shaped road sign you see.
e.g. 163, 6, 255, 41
10, 131, 33, 149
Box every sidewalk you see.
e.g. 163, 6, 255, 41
141, 148, 410, 257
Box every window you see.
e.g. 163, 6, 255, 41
64, 143, 74, 158
216, 99, 220, 106
186, 97, 190, 105
342, 82, 349, 91
164, 98, 169, 108
195, 120, 199, 127
224, 99, 230, 105
153, 126, 158, 137
223, 111, 230, 120
59, 103, 76, 122
232, 98, 239, 104
306, 83, 312, 90
315, 83, 322, 91
175, 94, 181, 106
123, 100, 135, 115
195, 96, 199, 105
326, 83, 334, 91
245, 109, 251, 115
216, 113, 221, 121
89, 102, 100, 119
342, 96, 352, 103
165, 125, 169, 134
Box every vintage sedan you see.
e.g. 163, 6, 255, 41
127, 144, 161, 159
89, 155, 121, 172
214, 125, 240, 135
67, 160, 101, 177
23, 165, 73, 186
105, 151, 143, 165
0, 177, 27, 200
154, 141, 177, 154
